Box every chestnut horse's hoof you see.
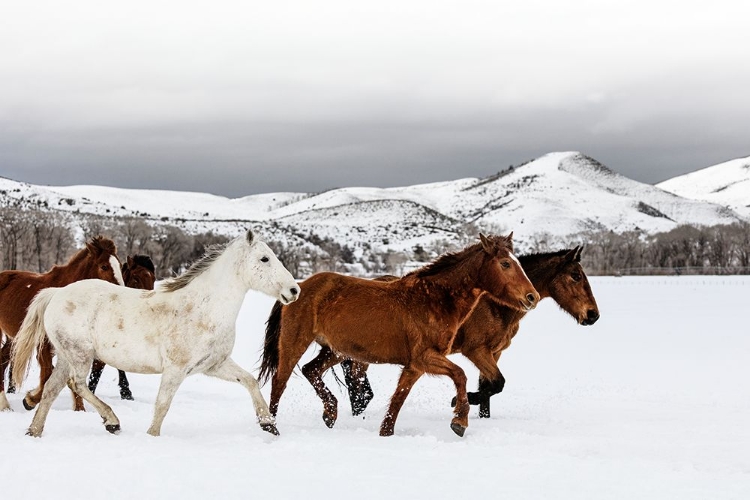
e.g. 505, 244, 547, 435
260, 423, 280, 436
105, 424, 121, 434
450, 422, 466, 437
22, 397, 36, 411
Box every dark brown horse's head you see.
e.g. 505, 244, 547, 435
83, 236, 124, 286
477, 233, 539, 312
548, 246, 599, 325
122, 255, 156, 290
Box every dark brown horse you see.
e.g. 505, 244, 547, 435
87, 255, 156, 400
329, 247, 600, 418
259, 233, 540, 437
0, 236, 123, 412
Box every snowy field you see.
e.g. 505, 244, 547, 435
1, 276, 748, 499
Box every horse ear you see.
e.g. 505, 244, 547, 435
479, 233, 494, 254
564, 246, 579, 263
505, 231, 514, 242
246, 229, 254, 245
86, 239, 100, 256
127, 256, 135, 268
575, 245, 584, 262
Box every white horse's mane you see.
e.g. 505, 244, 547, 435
159, 242, 230, 293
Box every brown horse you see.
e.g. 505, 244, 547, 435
329, 247, 599, 418
259, 233, 540, 437
87, 255, 156, 400
0, 236, 123, 412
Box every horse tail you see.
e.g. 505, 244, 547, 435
12, 288, 56, 388
258, 300, 283, 385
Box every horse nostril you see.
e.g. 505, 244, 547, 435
290, 287, 299, 296
587, 309, 599, 322
526, 293, 536, 304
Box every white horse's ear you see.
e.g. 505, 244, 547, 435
246, 229, 254, 245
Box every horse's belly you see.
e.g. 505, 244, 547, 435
95, 340, 164, 374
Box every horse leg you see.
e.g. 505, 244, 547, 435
87, 359, 106, 394
68, 364, 121, 434
269, 338, 311, 417
342, 358, 374, 416
26, 358, 70, 437
0, 336, 10, 411
24, 339, 53, 410
206, 357, 279, 436
451, 346, 505, 419
417, 350, 470, 437
301, 347, 343, 428
380, 366, 423, 436
477, 351, 505, 419
147, 367, 186, 437
118, 370, 134, 400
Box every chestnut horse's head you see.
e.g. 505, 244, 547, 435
122, 255, 156, 290
477, 233, 539, 311
549, 246, 599, 325
83, 236, 124, 286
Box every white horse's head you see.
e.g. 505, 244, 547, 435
239, 229, 300, 305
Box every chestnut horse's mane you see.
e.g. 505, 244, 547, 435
406, 236, 512, 279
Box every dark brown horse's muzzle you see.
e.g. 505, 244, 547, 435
580, 309, 600, 325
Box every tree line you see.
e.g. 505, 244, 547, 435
2, 203, 748, 278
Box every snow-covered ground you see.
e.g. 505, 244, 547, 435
1, 277, 748, 499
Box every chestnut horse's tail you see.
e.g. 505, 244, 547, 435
258, 300, 283, 385
12, 288, 56, 388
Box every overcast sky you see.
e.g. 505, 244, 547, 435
1, 1, 748, 197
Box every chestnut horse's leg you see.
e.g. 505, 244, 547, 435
87, 359, 106, 394
269, 339, 312, 418
342, 359, 374, 416
417, 350, 470, 437
301, 346, 344, 428
118, 370, 134, 400
380, 366, 423, 437
24, 339, 53, 410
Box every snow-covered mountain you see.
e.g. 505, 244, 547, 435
1, 152, 745, 252
656, 156, 750, 218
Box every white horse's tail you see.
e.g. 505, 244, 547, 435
12, 288, 56, 388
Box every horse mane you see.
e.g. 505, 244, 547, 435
88, 236, 117, 256
129, 254, 155, 273
407, 236, 511, 279
159, 243, 229, 292
518, 248, 573, 267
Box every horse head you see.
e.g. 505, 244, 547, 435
477, 232, 539, 312
548, 246, 600, 325
84, 236, 124, 286
240, 229, 300, 305
123, 254, 156, 290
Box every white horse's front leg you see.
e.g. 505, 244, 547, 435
147, 367, 186, 437
206, 357, 279, 435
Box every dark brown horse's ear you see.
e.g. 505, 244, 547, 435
127, 256, 135, 268
246, 229, 254, 245
479, 233, 494, 254
575, 245, 584, 262
564, 246, 579, 263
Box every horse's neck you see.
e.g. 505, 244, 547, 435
47, 252, 91, 286
419, 258, 483, 317
177, 249, 249, 319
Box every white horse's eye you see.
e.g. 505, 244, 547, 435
261, 256, 269, 263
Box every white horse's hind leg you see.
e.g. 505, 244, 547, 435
69, 371, 121, 434
27, 360, 69, 437
206, 358, 279, 436
147, 367, 186, 437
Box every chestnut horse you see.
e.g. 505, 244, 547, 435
334, 246, 600, 418
0, 236, 123, 412
259, 233, 540, 437
88, 255, 157, 400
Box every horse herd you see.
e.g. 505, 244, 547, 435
0, 228, 599, 439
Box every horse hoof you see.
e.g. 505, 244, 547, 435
22, 398, 36, 411
450, 423, 466, 437
120, 392, 134, 401
323, 414, 336, 429
26, 428, 42, 437
450, 396, 457, 407
260, 423, 280, 436
105, 424, 121, 434
7, 386, 16, 394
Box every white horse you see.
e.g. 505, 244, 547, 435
12, 229, 299, 437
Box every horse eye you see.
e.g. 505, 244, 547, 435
261, 256, 269, 263
101, 265, 110, 271
501, 261, 510, 269
572, 273, 582, 282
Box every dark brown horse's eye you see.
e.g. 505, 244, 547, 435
571, 273, 582, 282
261, 256, 269, 263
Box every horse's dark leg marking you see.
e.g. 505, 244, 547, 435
301, 346, 343, 428
118, 370, 133, 400
342, 359, 374, 416
88, 359, 106, 394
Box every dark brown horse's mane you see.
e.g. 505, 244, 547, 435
518, 248, 574, 267
127, 254, 155, 273
406, 236, 511, 279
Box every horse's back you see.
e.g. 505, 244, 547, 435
0, 270, 47, 337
